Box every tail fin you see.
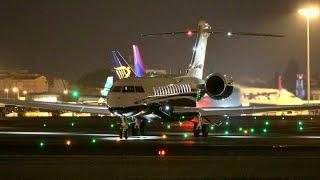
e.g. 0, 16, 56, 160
186, 21, 211, 79
111, 51, 136, 79
101, 76, 113, 97
133, 44, 145, 77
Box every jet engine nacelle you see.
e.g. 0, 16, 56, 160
205, 73, 234, 100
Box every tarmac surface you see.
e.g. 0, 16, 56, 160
1, 116, 320, 179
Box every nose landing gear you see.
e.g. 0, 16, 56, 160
193, 115, 209, 137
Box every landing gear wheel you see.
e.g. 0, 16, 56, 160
119, 128, 123, 139
202, 124, 209, 137
124, 129, 128, 139
193, 124, 200, 137
140, 121, 145, 136
131, 124, 139, 136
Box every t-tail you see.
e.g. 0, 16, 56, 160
111, 50, 136, 79
186, 21, 211, 80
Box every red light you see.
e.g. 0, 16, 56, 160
158, 149, 167, 156
187, 30, 193, 36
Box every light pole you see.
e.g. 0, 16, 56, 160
298, 7, 319, 104
12, 87, 19, 100
4, 89, 9, 99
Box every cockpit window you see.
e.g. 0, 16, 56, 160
135, 86, 145, 92
111, 86, 122, 92
122, 86, 135, 92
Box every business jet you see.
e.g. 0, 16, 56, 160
1, 20, 320, 139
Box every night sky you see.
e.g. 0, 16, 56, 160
0, 0, 319, 84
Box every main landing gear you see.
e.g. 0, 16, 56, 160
131, 117, 145, 136
193, 115, 209, 137
119, 116, 145, 139
119, 116, 129, 139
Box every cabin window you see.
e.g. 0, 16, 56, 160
111, 86, 122, 92
135, 86, 145, 92
122, 86, 135, 92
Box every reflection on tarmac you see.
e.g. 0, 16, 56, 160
0, 131, 118, 137
3, 130, 320, 141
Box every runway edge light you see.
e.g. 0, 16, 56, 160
39, 141, 45, 148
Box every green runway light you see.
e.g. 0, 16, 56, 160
298, 121, 303, 126
91, 138, 96, 144
250, 128, 255, 133
265, 121, 270, 126
166, 124, 171, 130
71, 122, 75, 127
39, 141, 45, 148
254, 116, 257, 120
70, 90, 80, 100
224, 131, 229, 135
238, 127, 243, 132
227, 116, 230, 119
71, 90, 79, 97
210, 126, 214, 131
225, 121, 229, 126
299, 126, 304, 131
110, 123, 115, 128
43, 123, 47, 127
282, 117, 285, 120
183, 133, 188, 138
263, 128, 267, 133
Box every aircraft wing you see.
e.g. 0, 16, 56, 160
0, 99, 110, 115
174, 104, 320, 116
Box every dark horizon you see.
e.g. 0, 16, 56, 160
0, 0, 319, 84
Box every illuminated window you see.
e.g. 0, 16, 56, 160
122, 86, 135, 92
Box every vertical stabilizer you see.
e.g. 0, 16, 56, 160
133, 45, 145, 77
186, 21, 211, 79
111, 51, 136, 79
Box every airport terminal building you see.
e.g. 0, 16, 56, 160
0, 70, 69, 98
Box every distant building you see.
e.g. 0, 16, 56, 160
0, 70, 69, 98
48, 77, 69, 94
312, 90, 320, 100
0, 72, 48, 94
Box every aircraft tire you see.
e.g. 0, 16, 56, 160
119, 129, 123, 139
202, 124, 209, 137
124, 129, 128, 139
140, 121, 145, 136
131, 124, 138, 136
193, 124, 200, 137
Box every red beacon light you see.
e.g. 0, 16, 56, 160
186, 30, 193, 37
158, 149, 167, 156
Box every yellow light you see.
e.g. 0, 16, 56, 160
116, 137, 121, 142
66, 140, 71, 146
12, 87, 18, 93
4, 88, 9, 93
244, 130, 248, 135
63, 90, 68, 95
162, 134, 167, 139
298, 7, 320, 18
23, 90, 27, 95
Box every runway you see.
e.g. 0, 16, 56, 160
2, 116, 320, 178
